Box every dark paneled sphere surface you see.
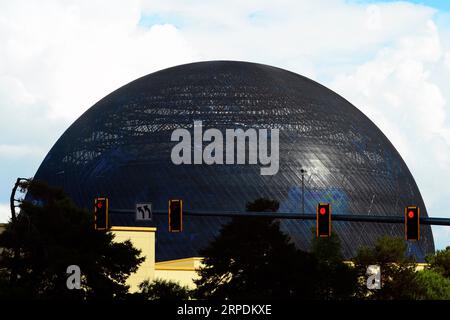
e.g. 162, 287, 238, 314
33, 61, 434, 261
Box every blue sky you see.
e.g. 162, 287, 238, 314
352, 0, 450, 10
0, 0, 449, 249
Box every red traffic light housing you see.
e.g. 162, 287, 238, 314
405, 206, 420, 240
94, 197, 109, 231
317, 203, 331, 237
169, 199, 183, 232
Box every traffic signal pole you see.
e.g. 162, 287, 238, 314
108, 208, 450, 226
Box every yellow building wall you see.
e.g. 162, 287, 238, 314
154, 257, 203, 289
416, 263, 427, 271
110, 226, 156, 292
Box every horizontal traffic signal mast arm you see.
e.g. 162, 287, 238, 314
108, 209, 450, 226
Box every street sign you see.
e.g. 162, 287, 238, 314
136, 203, 152, 221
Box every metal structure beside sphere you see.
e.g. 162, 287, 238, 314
32, 61, 434, 261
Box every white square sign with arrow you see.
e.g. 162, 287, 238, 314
136, 203, 152, 221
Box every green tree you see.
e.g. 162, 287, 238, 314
353, 236, 422, 300
415, 269, 450, 300
311, 232, 358, 299
426, 246, 450, 279
245, 198, 279, 212
194, 198, 318, 299
0, 180, 144, 300
136, 278, 192, 300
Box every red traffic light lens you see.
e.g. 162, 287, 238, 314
408, 210, 414, 218
319, 207, 326, 215
97, 202, 103, 209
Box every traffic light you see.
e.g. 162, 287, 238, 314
317, 203, 331, 237
169, 199, 183, 232
405, 206, 420, 240
94, 197, 109, 231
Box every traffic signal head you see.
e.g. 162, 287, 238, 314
94, 197, 109, 230
317, 203, 331, 237
169, 199, 183, 232
405, 206, 420, 240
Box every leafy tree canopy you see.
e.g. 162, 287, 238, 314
0, 180, 144, 300
415, 269, 450, 300
353, 236, 421, 300
194, 198, 359, 300
426, 246, 450, 279
194, 198, 320, 299
136, 278, 192, 300
311, 232, 358, 300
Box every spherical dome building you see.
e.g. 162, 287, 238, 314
33, 61, 434, 261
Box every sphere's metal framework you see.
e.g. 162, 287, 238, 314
33, 61, 434, 261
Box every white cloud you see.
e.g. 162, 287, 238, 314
0, 0, 441, 125
366, 5, 383, 31
0, 0, 198, 194
0, 203, 11, 223
330, 18, 450, 235
0, 145, 46, 159
140, 0, 437, 74
0, 0, 198, 122
445, 52, 450, 69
